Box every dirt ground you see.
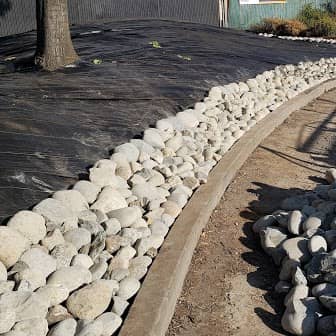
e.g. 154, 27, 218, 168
167, 89, 336, 336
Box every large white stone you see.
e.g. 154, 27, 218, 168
0, 227, 30, 268
47, 266, 92, 292
66, 280, 116, 320
20, 247, 57, 278
91, 187, 127, 213
7, 210, 46, 244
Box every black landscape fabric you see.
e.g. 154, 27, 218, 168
0, 19, 335, 221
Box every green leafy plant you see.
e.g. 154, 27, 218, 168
177, 54, 192, 61
92, 59, 103, 65
149, 41, 162, 48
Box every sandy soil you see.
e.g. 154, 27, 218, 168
167, 89, 336, 336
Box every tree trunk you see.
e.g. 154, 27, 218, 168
35, 0, 79, 71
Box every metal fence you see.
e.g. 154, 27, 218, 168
0, 0, 220, 37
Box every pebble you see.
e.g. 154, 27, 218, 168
0, 311, 16, 333
53, 190, 89, 214
71, 254, 94, 269
135, 235, 164, 256
46, 305, 72, 326
282, 237, 311, 263
36, 284, 69, 307
63, 228, 91, 250
0, 227, 30, 268
66, 280, 117, 319
20, 247, 57, 278
96, 312, 123, 336
288, 210, 304, 235
41, 229, 65, 251
107, 207, 142, 228
90, 187, 127, 213
75, 320, 103, 336
33, 198, 75, 227
73, 180, 101, 204
114, 143, 140, 162
308, 235, 327, 254
7, 210, 46, 244
117, 277, 141, 300
47, 318, 77, 336
47, 266, 92, 292
51, 243, 78, 268
143, 128, 165, 149
12, 318, 48, 336
102, 218, 121, 235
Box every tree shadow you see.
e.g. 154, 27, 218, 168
239, 182, 312, 335
0, 0, 11, 16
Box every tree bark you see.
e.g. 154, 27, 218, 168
35, 0, 79, 71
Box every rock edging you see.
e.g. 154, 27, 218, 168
0, 58, 335, 336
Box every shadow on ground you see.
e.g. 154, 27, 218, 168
238, 95, 336, 335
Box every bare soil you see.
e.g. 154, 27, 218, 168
167, 89, 336, 336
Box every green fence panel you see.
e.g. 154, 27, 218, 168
229, 0, 328, 29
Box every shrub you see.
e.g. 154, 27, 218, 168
251, 18, 307, 36
298, 4, 336, 37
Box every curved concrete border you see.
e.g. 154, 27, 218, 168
118, 78, 336, 336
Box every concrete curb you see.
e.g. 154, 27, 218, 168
119, 79, 336, 336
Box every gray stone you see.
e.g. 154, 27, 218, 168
102, 218, 121, 235
36, 284, 69, 307
281, 298, 318, 336
71, 254, 94, 269
312, 283, 336, 297
41, 229, 65, 251
91, 187, 127, 214
14, 293, 49, 321
0, 311, 16, 333
143, 129, 165, 149
0, 281, 15, 294
73, 180, 101, 204
0, 227, 30, 268
282, 237, 311, 263
53, 190, 89, 214
66, 280, 117, 319
117, 277, 141, 300
112, 296, 129, 316
15, 267, 46, 291
161, 201, 181, 218
75, 320, 103, 336
0, 260, 7, 281
47, 318, 77, 336
33, 198, 75, 227
107, 207, 142, 228
89, 231, 106, 261
47, 266, 92, 292
292, 266, 308, 286
320, 295, 336, 312
7, 210, 46, 244
114, 143, 140, 162
50, 243, 77, 269
135, 235, 164, 256
46, 305, 72, 326
303, 216, 323, 231
317, 315, 336, 336
90, 257, 108, 281
288, 210, 304, 235
13, 318, 48, 336
63, 228, 91, 250
149, 221, 169, 237
96, 312, 123, 336
308, 235, 327, 254
20, 247, 57, 278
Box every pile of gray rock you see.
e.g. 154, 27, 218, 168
259, 33, 336, 45
0, 57, 335, 336
255, 168, 336, 336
